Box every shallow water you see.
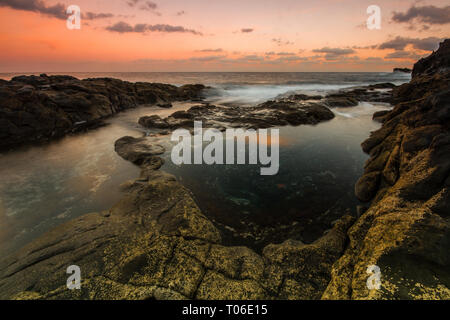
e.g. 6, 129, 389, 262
0, 72, 409, 255
159, 102, 390, 249
0, 103, 194, 255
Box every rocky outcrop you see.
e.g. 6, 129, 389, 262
0, 74, 205, 151
325, 83, 396, 104
393, 68, 412, 73
139, 100, 335, 132
324, 39, 450, 299
412, 40, 450, 77
0, 135, 354, 300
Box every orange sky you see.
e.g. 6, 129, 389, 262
0, 0, 449, 72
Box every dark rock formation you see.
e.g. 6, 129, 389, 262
324, 39, 450, 299
372, 110, 391, 123
139, 100, 335, 132
0, 74, 205, 151
324, 96, 359, 107
412, 40, 450, 77
393, 68, 412, 73
114, 136, 165, 166
325, 83, 396, 104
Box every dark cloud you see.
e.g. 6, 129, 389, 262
265, 52, 296, 56
312, 47, 356, 60
126, 0, 155, 9
384, 51, 423, 60
0, 0, 66, 19
0, 0, 114, 20
364, 57, 384, 63
272, 56, 306, 63
126, 0, 139, 7
276, 52, 296, 56
241, 28, 254, 33
189, 55, 227, 62
82, 12, 114, 20
126, 0, 160, 15
378, 36, 444, 51
272, 38, 294, 46
392, 5, 450, 25
239, 55, 264, 61
106, 21, 203, 35
352, 45, 377, 50
196, 48, 224, 53
313, 47, 356, 55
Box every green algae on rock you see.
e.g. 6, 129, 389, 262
323, 40, 450, 300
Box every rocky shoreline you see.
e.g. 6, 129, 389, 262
325, 40, 450, 299
0, 74, 205, 151
0, 40, 448, 300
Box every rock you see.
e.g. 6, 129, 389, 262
412, 39, 450, 77
324, 38, 450, 300
324, 96, 359, 107
157, 103, 173, 109
138, 115, 170, 129
355, 171, 381, 202
372, 110, 390, 123
368, 83, 397, 89
325, 85, 395, 104
393, 68, 412, 73
0, 75, 206, 151
139, 100, 335, 132
287, 94, 323, 101
114, 136, 165, 166
171, 110, 195, 119
382, 145, 400, 185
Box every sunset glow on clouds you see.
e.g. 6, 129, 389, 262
0, 0, 449, 72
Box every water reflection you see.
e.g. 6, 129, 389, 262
0, 103, 192, 255
161, 102, 390, 249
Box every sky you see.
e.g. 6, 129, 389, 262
0, 0, 449, 72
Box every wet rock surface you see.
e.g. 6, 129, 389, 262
139, 99, 336, 132
0, 134, 354, 300
324, 83, 396, 104
324, 40, 450, 300
0, 74, 206, 151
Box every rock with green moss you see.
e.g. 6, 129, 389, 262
323, 40, 450, 300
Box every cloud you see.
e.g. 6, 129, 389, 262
196, 48, 224, 53
0, 0, 66, 19
82, 12, 114, 20
392, 5, 450, 25
276, 52, 296, 56
126, 0, 161, 15
312, 47, 356, 60
272, 38, 294, 46
265, 52, 296, 56
106, 21, 203, 35
378, 36, 444, 51
0, 0, 114, 20
189, 55, 227, 62
241, 28, 254, 33
384, 51, 424, 60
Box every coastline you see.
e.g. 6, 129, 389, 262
0, 40, 448, 299
0, 75, 206, 152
